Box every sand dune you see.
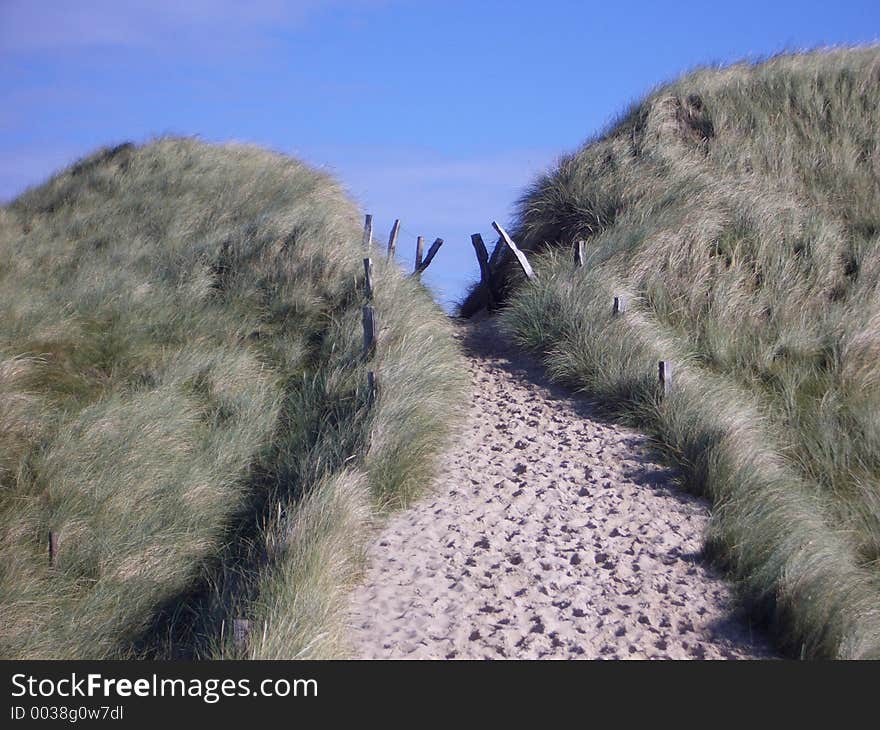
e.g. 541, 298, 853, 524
348, 319, 773, 659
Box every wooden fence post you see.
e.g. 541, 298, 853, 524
367, 370, 377, 404
233, 618, 251, 654
492, 221, 535, 280
363, 258, 374, 301
414, 236, 424, 274
613, 295, 627, 315
362, 306, 377, 357
362, 214, 373, 249
48, 531, 58, 567
471, 233, 496, 309
387, 219, 400, 259
412, 238, 443, 277
574, 240, 585, 268
658, 361, 672, 397
488, 237, 504, 268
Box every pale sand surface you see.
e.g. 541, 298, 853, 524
349, 319, 774, 659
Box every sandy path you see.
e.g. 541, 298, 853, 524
348, 319, 773, 659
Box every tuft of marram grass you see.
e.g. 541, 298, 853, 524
233, 469, 371, 660
467, 47, 880, 658
0, 137, 466, 659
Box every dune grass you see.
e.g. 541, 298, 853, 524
463, 47, 880, 658
0, 138, 465, 659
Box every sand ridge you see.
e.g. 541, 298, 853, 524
348, 319, 773, 659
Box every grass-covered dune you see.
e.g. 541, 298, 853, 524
0, 138, 465, 659
463, 47, 880, 658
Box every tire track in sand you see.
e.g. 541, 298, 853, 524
348, 319, 774, 659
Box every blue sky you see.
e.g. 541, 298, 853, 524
2, 1, 879, 308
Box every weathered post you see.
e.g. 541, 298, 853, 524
613, 295, 627, 315
414, 236, 425, 274
488, 237, 504, 268
492, 221, 535, 280
387, 219, 400, 259
362, 306, 377, 357
363, 258, 374, 301
366, 370, 377, 405
362, 214, 373, 249
48, 531, 58, 567
574, 239, 585, 268
413, 238, 443, 277
233, 618, 251, 655
471, 233, 496, 309
658, 361, 672, 397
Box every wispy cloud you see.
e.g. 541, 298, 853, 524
0, 0, 391, 54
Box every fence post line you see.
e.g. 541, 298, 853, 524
362, 214, 373, 249
574, 239, 585, 268
362, 305, 377, 357
658, 361, 672, 397
386, 219, 400, 259
363, 257, 374, 301
492, 221, 536, 281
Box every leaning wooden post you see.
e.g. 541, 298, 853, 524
413, 238, 443, 277
658, 361, 672, 397
613, 295, 627, 315
488, 237, 504, 268
363, 258, 374, 301
362, 214, 373, 249
492, 221, 535, 280
48, 531, 58, 567
414, 236, 425, 274
386, 219, 400, 259
574, 239, 585, 268
362, 306, 377, 357
471, 233, 496, 309
233, 618, 251, 655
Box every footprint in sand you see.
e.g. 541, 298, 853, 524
348, 319, 774, 660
